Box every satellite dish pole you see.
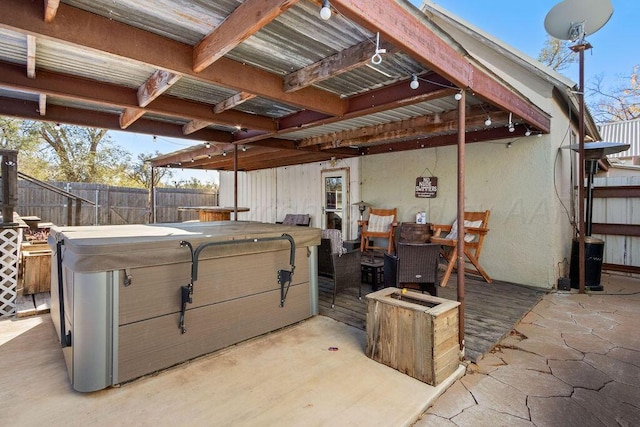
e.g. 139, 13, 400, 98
544, 0, 613, 294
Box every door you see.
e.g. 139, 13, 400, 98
321, 168, 349, 238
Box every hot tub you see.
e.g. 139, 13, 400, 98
48, 221, 320, 392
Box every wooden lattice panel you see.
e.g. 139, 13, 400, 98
0, 228, 20, 317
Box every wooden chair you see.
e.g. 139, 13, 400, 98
430, 210, 492, 287
318, 229, 362, 308
383, 242, 440, 296
360, 208, 397, 254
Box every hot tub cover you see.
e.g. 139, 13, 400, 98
49, 221, 321, 273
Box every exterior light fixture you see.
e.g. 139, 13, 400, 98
191, 158, 194, 163
320, 0, 331, 20
204, 142, 211, 148
222, 151, 227, 156
454, 90, 463, 101
484, 117, 492, 126
54, 123, 61, 130
525, 128, 532, 137
207, 154, 212, 159
242, 146, 247, 152
410, 74, 419, 90
508, 112, 515, 132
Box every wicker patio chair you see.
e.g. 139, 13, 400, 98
277, 214, 311, 226
383, 242, 440, 296
318, 229, 362, 308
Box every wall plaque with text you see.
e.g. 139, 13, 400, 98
415, 176, 437, 198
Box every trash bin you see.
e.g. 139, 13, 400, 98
570, 236, 605, 291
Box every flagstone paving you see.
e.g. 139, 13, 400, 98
414, 274, 640, 426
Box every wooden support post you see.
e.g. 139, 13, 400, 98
66, 196, 73, 226
75, 200, 82, 225
1, 151, 18, 226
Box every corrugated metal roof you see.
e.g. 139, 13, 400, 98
599, 118, 640, 158
0, 0, 557, 171
0, 27, 27, 65
37, 38, 155, 88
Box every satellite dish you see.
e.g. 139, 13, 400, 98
544, 0, 613, 41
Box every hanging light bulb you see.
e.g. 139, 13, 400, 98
454, 90, 463, 101
207, 154, 212, 159
525, 128, 532, 137
54, 123, 61, 130
507, 112, 515, 132
191, 158, 194, 163
410, 74, 419, 90
242, 146, 247, 152
222, 151, 227, 156
484, 117, 492, 126
320, 0, 332, 20
204, 142, 211, 148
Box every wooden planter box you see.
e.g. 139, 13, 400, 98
21, 249, 52, 295
365, 288, 460, 386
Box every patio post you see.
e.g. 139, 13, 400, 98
457, 90, 466, 352
234, 144, 238, 220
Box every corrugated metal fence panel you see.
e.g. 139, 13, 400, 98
15, 180, 217, 225
599, 118, 640, 158
593, 176, 640, 270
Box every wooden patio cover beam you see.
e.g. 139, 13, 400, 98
0, 96, 233, 143
0, 0, 344, 116
193, 0, 300, 73
332, 0, 550, 133
0, 61, 276, 132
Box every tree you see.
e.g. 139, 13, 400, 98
23, 122, 132, 183
125, 151, 174, 188
0, 117, 48, 176
588, 66, 640, 123
537, 35, 577, 72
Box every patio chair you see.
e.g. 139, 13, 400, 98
277, 214, 311, 226
360, 208, 397, 254
383, 242, 440, 296
318, 229, 362, 308
430, 210, 492, 287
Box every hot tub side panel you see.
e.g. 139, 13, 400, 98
116, 247, 312, 384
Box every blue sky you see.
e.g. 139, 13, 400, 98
110, 0, 637, 183
416, 0, 637, 85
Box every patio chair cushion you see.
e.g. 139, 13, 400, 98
445, 219, 483, 243
367, 213, 395, 233
321, 229, 347, 255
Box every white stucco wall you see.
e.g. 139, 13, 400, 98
360, 114, 575, 289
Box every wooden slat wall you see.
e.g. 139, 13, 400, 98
14, 180, 218, 225
592, 176, 640, 274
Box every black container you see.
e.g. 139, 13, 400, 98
570, 237, 605, 291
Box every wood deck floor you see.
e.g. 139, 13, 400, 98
319, 273, 546, 362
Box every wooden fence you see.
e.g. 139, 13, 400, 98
16, 180, 218, 225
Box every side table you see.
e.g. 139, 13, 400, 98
361, 258, 384, 291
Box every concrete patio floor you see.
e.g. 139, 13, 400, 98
0, 310, 464, 426
2, 273, 638, 426
415, 273, 640, 426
